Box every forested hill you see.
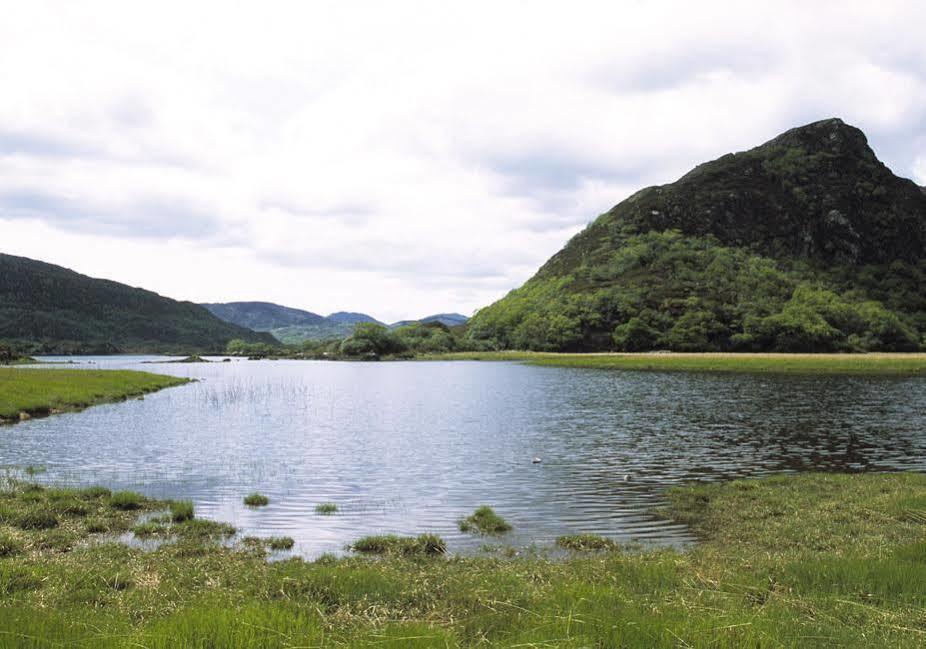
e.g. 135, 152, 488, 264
466, 118, 926, 353
0, 253, 276, 354
201, 302, 325, 331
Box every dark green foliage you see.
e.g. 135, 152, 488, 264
314, 503, 337, 515
16, 511, 58, 530
466, 120, 926, 353
0, 253, 275, 354
339, 323, 408, 358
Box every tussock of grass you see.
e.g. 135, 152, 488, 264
351, 533, 446, 556
0, 532, 22, 557
169, 500, 194, 522
458, 506, 512, 534
314, 502, 337, 515
243, 493, 269, 507
267, 536, 295, 550
109, 491, 143, 511
15, 510, 58, 530
556, 533, 619, 551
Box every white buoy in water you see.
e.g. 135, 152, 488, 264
623, 474, 632, 481
532, 457, 542, 464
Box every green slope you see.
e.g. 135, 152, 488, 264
0, 254, 276, 354
467, 119, 926, 352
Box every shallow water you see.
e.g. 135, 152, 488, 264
3, 356, 925, 557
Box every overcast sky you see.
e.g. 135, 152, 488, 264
2, 1, 925, 321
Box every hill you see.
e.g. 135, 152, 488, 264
204, 303, 468, 343
466, 119, 926, 352
201, 302, 324, 331
0, 253, 276, 354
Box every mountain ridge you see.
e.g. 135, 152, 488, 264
0, 253, 276, 353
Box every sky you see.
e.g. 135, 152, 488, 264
1, 1, 925, 322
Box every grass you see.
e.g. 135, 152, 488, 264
267, 536, 295, 550
243, 493, 269, 507
556, 533, 619, 551
170, 500, 195, 522
350, 533, 447, 556
458, 505, 512, 534
3, 473, 926, 645
109, 490, 144, 510
0, 368, 190, 422
424, 351, 926, 374
315, 502, 337, 514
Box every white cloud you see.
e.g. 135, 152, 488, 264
1, 1, 925, 321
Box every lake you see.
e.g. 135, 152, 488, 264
4, 356, 925, 557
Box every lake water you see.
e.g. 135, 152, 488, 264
3, 356, 925, 557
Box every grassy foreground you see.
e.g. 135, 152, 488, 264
427, 351, 926, 374
2, 473, 926, 646
0, 368, 189, 422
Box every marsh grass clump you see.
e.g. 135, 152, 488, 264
314, 502, 337, 515
243, 493, 269, 507
179, 519, 236, 540
16, 510, 58, 530
0, 532, 22, 557
170, 500, 195, 523
459, 506, 512, 535
84, 486, 112, 499
84, 519, 108, 534
556, 534, 619, 551
267, 536, 295, 550
109, 491, 144, 511
132, 522, 169, 538
351, 533, 446, 556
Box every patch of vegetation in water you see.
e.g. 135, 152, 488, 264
314, 502, 337, 515
243, 493, 269, 507
458, 505, 512, 534
170, 500, 195, 523
267, 536, 295, 550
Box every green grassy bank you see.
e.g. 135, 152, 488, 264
2, 473, 926, 646
0, 368, 190, 422
426, 351, 926, 374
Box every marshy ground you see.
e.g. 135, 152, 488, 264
2, 472, 926, 646
0, 367, 189, 423
426, 351, 926, 374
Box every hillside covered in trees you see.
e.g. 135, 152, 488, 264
0, 254, 276, 354
466, 119, 926, 352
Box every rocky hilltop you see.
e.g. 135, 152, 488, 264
467, 119, 926, 352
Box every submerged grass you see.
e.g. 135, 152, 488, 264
556, 533, 619, 551
351, 533, 447, 556
458, 505, 512, 534
315, 502, 338, 514
3, 473, 926, 645
425, 351, 926, 374
0, 368, 190, 421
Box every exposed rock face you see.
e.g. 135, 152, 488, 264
539, 118, 926, 278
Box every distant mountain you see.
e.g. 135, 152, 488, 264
0, 253, 276, 354
203, 303, 468, 343
327, 312, 381, 325
390, 313, 469, 329
467, 118, 925, 352
201, 302, 324, 331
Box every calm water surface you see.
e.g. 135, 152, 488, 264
3, 357, 925, 557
